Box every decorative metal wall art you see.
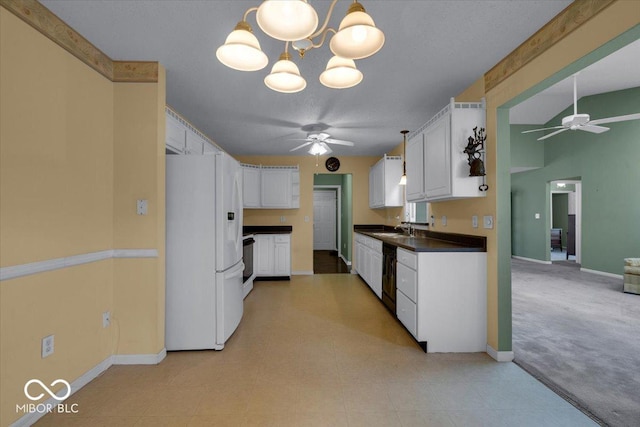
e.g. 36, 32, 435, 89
463, 126, 488, 191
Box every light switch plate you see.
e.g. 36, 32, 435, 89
483, 215, 493, 229
472, 215, 478, 228
441, 216, 447, 226
535, 213, 541, 219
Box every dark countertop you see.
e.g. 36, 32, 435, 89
243, 225, 292, 235
354, 225, 486, 253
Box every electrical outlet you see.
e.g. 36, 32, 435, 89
102, 311, 111, 328
535, 213, 541, 219
472, 215, 478, 228
280, 216, 285, 223
430, 215, 435, 227
136, 199, 148, 215
42, 335, 54, 358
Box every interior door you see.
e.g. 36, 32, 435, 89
313, 190, 337, 250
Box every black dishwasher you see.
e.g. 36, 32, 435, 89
382, 243, 397, 314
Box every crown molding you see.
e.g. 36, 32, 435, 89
1, 0, 158, 83
484, 0, 615, 92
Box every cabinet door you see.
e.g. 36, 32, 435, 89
255, 235, 274, 275
186, 129, 205, 155
383, 158, 404, 207
406, 133, 425, 201
370, 252, 382, 299
166, 115, 186, 153
424, 114, 451, 199
368, 167, 376, 208
273, 235, 291, 276
261, 169, 292, 208
243, 166, 261, 208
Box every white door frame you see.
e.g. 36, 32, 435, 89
313, 185, 342, 258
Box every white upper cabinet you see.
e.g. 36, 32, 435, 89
261, 168, 292, 208
405, 133, 425, 201
242, 164, 300, 209
407, 98, 486, 202
369, 155, 403, 209
166, 114, 186, 153
165, 108, 220, 155
242, 164, 261, 208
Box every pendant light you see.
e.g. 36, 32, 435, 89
319, 56, 363, 89
264, 51, 307, 93
330, 1, 385, 60
215, 21, 269, 71
399, 130, 409, 186
256, 0, 318, 41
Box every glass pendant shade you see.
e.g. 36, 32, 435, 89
216, 21, 268, 71
256, 0, 318, 41
330, 2, 385, 60
264, 52, 307, 93
309, 142, 330, 155
319, 56, 363, 89
399, 174, 407, 186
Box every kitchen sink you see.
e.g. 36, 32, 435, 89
373, 232, 406, 238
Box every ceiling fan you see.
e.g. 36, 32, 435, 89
289, 132, 355, 155
522, 74, 640, 141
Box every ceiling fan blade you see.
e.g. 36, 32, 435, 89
588, 113, 640, 125
521, 126, 564, 134
578, 125, 609, 134
289, 141, 312, 151
537, 128, 569, 141
325, 138, 355, 146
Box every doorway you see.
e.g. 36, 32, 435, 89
550, 180, 581, 264
313, 189, 337, 251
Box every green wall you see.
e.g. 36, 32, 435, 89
313, 173, 353, 263
511, 87, 640, 274
511, 125, 545, 170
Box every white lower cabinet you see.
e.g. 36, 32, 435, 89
355, 233, 382, 299
255, 234, 291, 278
396, 247, 487, 353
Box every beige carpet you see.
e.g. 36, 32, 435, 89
512, 259, 640, 427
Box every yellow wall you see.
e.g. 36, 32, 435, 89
237, 155, 403, 273
0, 7, 166, 426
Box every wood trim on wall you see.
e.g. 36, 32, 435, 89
484, 0, 616, 92
1, 0, 158, 83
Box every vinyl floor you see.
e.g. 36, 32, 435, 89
35, 274, 595, 426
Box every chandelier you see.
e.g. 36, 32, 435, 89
216, 0, 385, 93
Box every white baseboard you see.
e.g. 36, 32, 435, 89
10, 349, 166, 427
292, 270, 314, 275
511, 256, 552, 265
339, 254, 352, 266
487, 344, 514, 362
580, 268, 623, 280
112, 348, 166, 365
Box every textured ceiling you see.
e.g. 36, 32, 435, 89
42, 0, 574, 156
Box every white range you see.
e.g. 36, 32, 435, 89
165, 152, 244, 350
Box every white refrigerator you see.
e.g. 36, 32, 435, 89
165, 152, 244, 350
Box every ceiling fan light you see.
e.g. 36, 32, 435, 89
264, 52, 307, 93
256, 0, 318, 41
330, 2, 385, 60
308, 142, 331, 155
319, 56, 363, 89
216, 21, 269, 71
